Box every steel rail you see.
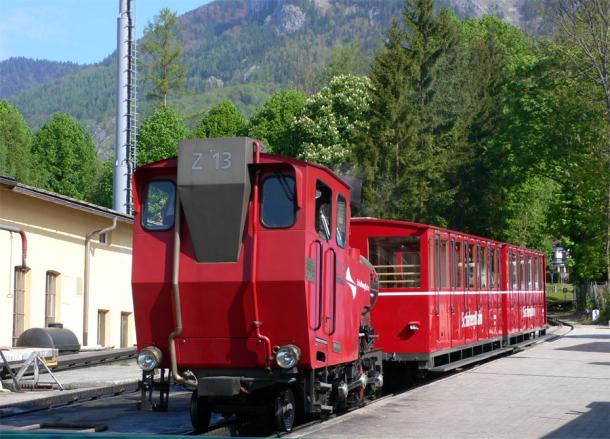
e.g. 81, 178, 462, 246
2, 347, 136, 377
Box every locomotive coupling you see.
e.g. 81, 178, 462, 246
275, 344, 301, 369
137, 346, 163, 371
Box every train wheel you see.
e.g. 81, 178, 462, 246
190, 391, 211, 433
273, 387, 296, 432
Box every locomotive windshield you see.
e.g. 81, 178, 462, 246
261, 174, 297, 228
142, 180, 175, 231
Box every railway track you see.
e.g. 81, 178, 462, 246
2, 347, 137, 378
1, 324, 571, 436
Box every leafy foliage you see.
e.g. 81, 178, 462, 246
88, 159, 114, 209
192, 100, 247, 138
31, 113, 99, 200
137, 106, 188, 165
357, 0, 459, 223
0, 100, 33, 183
292, 74, 371, 169
247, 88, 306, 153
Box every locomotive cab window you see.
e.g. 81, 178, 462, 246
142, 180, 176, 231
336, 195, 347, 248
315, 181, 332, 241
261, 174, 297, 228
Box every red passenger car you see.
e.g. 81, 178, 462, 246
131, 138, 382, 432
350, 219, 546, 373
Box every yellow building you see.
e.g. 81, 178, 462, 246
0, 176, 134, 349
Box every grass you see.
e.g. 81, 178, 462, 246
546, 283, 574, 302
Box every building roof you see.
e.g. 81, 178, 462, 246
0, 176, 133, 224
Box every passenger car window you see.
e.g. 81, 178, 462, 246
142, 180, 175, 231
369, 236, 421, 288
336, 195, 347, 248
261, 175, 297, 228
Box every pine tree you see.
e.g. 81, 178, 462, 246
357, 0, 458, 223
140, 8, 187, 106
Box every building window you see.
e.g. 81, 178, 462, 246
97, 309, 109, 346
120, 312, 131, 348
45, 271, 60, 327
99, 231, 110, 246
13, 267, 28, 346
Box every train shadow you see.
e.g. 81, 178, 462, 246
540, 401, 610, 439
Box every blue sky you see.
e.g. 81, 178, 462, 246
0, 0, 212, 64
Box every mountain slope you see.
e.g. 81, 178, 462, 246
6, 0, 549, 159
0, 57, 82, 98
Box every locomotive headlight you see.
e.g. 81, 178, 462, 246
137, 346, 162, 371
275, 345, 301, 369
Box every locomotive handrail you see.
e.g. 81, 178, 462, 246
251, 141, 273, 367
168, 192, 197, 388
328, 248, 337, 336
313, 240, 324, 331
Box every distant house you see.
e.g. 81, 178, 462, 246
0, 176, 134, 349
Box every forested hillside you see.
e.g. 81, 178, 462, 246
5, 0, 550, 159
0, 57, 82, 98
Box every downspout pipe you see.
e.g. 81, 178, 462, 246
0, 225, 27, 268
84, 217, 118, 346
168, 193, 197, 387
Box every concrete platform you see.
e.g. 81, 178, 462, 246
0, 358, 140, 415
0, 390, 194, 435
289, 324, 610, 439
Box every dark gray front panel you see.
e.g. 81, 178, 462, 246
177, 138, 255, 263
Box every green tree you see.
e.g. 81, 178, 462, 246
88, 159, 114, 208
140, 8, 187, 106
447, 17, 537, 237
192, 100, 247, 139
248, 88, 306, 155
137, 106, 188, 166
31, 113, 99, 200
317, 42, 369, 86
0, 100, 33, 183
548, 0, 610, 278
292, 74, 372, 169
357, 0, 458, 223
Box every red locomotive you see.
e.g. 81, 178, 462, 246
131, 138, 547, 432
131, 138, 382, 432
350, 219, 547, 373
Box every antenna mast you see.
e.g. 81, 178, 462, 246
114, 0, 137, 214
